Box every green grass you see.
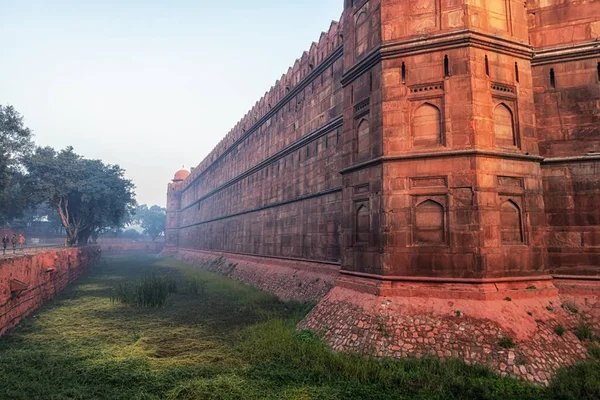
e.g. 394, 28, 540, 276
0, 254, 598, 399
575, 321, 595, 341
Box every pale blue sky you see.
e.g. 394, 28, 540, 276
0, 0, 342, 206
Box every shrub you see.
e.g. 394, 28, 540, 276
575, 322, 594, 341
562, 302, 579, 314
588, 342, 600, 360
549, 360, 600, 400
505, 297, 512, 302
498, 337, 515, 349
182, 277, 206, 296
293, 329, 320, 344
111, 275, 181, 308
555, 325, 566, 337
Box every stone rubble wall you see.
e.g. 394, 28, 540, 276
172, 249, 339, 303
299, 286, 598, 385
0, 246, 101, 337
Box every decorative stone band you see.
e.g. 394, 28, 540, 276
552, 275, 600, 296
179, 187, 342, 229
180, 116, 343, 212
342, 30, 534, 87
541, 153, 600, 164
337, 272, 558, 301
532, 41, 600, 66
340, 149, 544, 174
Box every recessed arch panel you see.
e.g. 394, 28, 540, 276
494, 103, 516, 147
414, 199, 445, 245
356, 204, 370, 244
356, 118, 370, 159
500, 200, 523, 244
412, 103, 442, 147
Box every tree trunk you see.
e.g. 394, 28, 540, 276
57, 198, 77, 246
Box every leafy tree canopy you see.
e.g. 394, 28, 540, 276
24, 146, 136, 245
0, 105, 34, 224
135, 204, 166, 242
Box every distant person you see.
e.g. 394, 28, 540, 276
11, 234, 17, 254
2, 235, 9, 255
18, 234, 25, 251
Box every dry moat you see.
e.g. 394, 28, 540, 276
0, 254, 598, 400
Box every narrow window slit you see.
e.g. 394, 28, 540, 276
550, 68, 556, 88
444, 55, 450, 78
485, 55, 489, 76
401, 62, 406, 84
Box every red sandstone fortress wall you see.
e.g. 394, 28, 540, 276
0, 247, 101, 337
165, 0, 600, 281
164, 0, 600, 382
529, 0, 600, 277
167, 20, 346, 265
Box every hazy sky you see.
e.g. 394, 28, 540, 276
0, 0, 342, 206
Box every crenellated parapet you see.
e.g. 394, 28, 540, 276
181, 19, 344, 189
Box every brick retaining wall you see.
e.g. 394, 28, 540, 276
0, 246, 101, 337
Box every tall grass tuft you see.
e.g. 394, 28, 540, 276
111, 275, 180, 308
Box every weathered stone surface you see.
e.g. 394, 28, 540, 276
163, 0, 600, 383
0, 246, 101, 336
166, 0, 600, 281
299, 287, 594, 385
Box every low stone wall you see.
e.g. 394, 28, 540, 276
0, 246, 101, 336
98, 240, 164, 254
172, 249, 339, 303
299, 280, 598, 385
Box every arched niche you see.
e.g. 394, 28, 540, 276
500, 199, 523, 244
354, 4, 369, 58
356, 118, 370, 160
412, 103, 442, 147
414, 199, 445, 245
355, 203, 370, 244
494, 103, 516, 147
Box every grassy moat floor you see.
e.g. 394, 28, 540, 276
0, 255, 599, 400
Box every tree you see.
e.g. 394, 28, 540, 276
0, 105, 34, 224
24, 146, 136, 245
135, 204, 166, 242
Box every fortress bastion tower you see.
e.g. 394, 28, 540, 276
166, 0, 600, 381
